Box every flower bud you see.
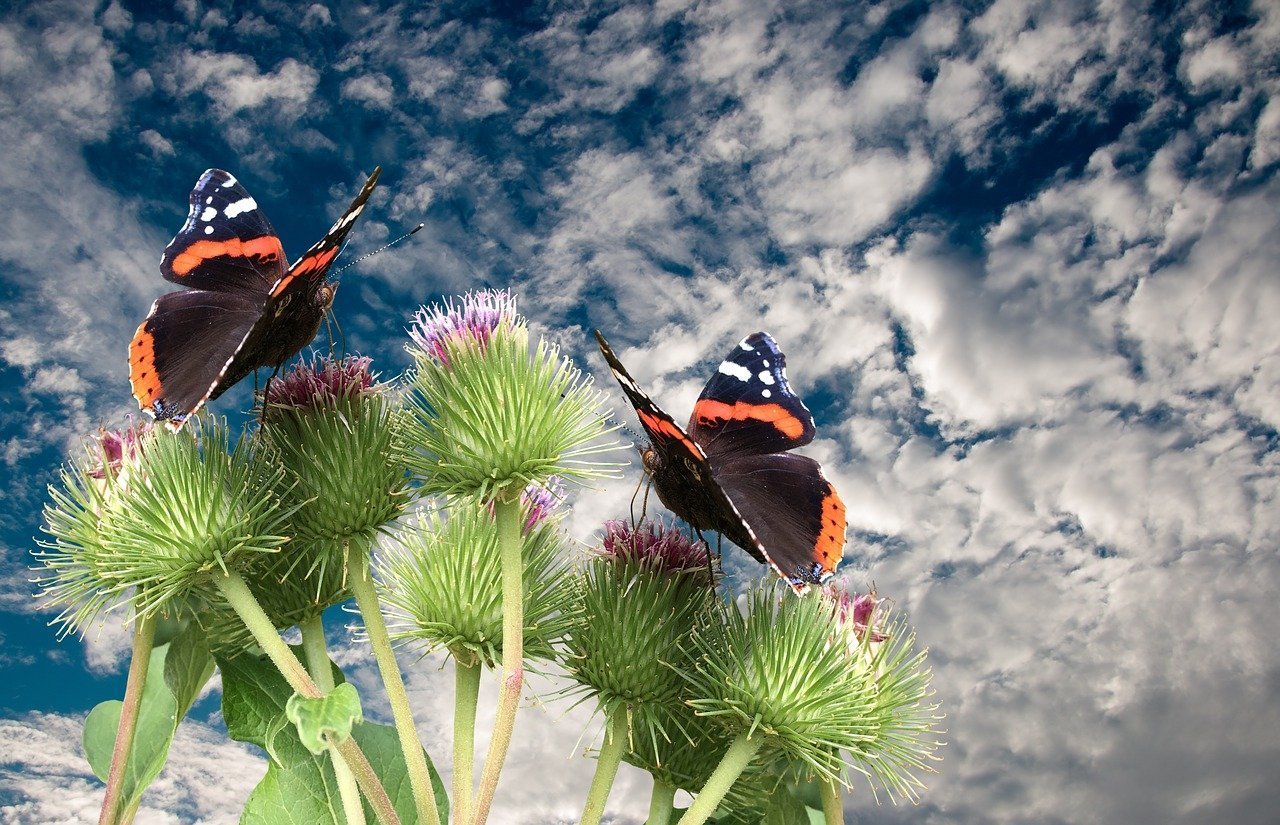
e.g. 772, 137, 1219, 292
680, 582, 942, 799
561, 519, 714, 723
36, 417, 290, 635
376, 491, 572, 667
402, 290, 623, 501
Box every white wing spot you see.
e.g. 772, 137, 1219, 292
738, 339, 754, 351
718, 361, 752, 382
762, 359, 770, 368
200, 206, 217, 222
762, 388, 772, 398
205, 196, 213, 204
758, 370, 775, 385
223, 173, 238, 186
204, 225, 214, 235
224, 197, 257, 218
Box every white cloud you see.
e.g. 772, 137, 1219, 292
342, 72, 395, 109
169, 52, 318, 117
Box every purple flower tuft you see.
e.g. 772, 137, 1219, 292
829, 585, 889, 644
408, 289, 517, 365
521, 476, 565, 532
598, 518, 710, 576
264, 355, 377, 410
88, 418, 153, 480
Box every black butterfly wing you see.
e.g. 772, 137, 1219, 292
687, 332, 816, 460
266, 166, 381, 309
129, 290, 262, 429
594, 330, 707, 462
160, 169, 284, 296
711, 451, 847, 593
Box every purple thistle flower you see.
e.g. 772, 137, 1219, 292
264, 354, 377, 410
598, 518, 710, 576
408, 289, 517, 365
88, 418, 153, 480
828, 585, 889, 644
520, 476, 565, 532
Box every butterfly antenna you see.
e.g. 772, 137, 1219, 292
331, 223, 425, 277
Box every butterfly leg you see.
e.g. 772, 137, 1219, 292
694, 528, 718, 589
258, 363, 284, 426
629, 473, 652, 529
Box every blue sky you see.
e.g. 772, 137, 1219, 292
2, 0, 1279, 822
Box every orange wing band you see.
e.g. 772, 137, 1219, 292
693, 399, 807, 439
169, 236, 284, 276
129, 324, 162, 407
815, 487, 847, 569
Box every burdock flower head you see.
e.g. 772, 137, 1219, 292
561, 518, 714, 721
408, 289, 517, 365
259, 355, 411, 556
680, 581, 942, 802
402, 289, 622, 502
35, 417, 291, 636
376, 482, 573, 668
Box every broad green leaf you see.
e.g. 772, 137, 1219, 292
286, 683, 363, 754
221, 649, 448, 825
83, 624, 215, 814
219, 645, 345, 748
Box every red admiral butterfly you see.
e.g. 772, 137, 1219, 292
595, 330, 846, 594
129, 167, 381, 430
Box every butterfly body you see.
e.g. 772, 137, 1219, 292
130, 167, 379, 429
596, 330, 846, 594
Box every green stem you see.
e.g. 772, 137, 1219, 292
97, 609, 156, 825
453, 655, 482, 825
820, 776, 843, 825
345, 540, 442, 825
470, 495, 525, 825
579, 705, 630, 825
215, 571, 401, 825
675, 733, 763, 825
645, 778, 676, 825
300, 615, 365, 825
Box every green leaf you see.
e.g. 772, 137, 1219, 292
286, 684, 363, 755
83, 624, 214, 813
221, 648, 449, 825
218, 645, 343, 749
759, 789, 813, 825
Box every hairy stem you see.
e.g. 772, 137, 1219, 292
820, 775, 844, 825
345, 540, 442, 825
215, 570, 401, 825
300, 614, 365, 825
97, 609, 156, 825
645, 778, 676, 825
470, 495, 525, 825
675, 733, 763, 825
453, 655, 482, 825
579, 705, 630, 825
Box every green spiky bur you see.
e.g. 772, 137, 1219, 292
36, 417, 291, 635
246, 359, 414, 626
376, 499, 573, 668
561, 543, 715, 723
402, 308, 623, 501
679, 583, 942, 801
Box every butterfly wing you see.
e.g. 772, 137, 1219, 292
594, 330, 707, 462
687, 332, 816, 460
711, 451, 846, 593
266, 166, 381, 308
129, 290, 262, 429
160, 169, 284, 296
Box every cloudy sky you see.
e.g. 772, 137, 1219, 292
2, 0, 1279, 822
